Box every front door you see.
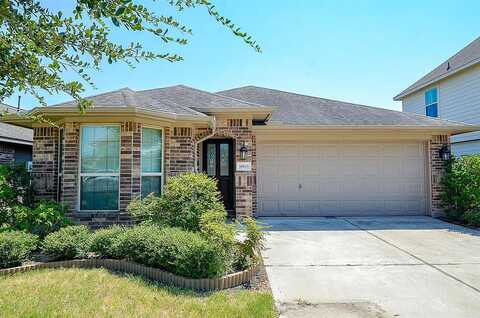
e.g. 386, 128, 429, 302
203, 139, 234, 213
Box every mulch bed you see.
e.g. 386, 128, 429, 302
439, 217, 480, 231
243, 256, 271, 292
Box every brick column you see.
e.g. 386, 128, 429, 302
61, 123, 79, 210
429, 134, 450, 217
166, 127, 195, 177
32, 127, 59, 201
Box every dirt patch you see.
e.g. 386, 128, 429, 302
277, 301, 395, 318
244, 256, 272, 292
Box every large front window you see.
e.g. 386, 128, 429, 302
80, 125, 120, 210
141, 128, 163, 197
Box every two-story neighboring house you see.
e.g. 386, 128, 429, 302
394, 36, 480, 156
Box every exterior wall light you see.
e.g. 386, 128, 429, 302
439, 144, 452, 161
239, 142, 248, 160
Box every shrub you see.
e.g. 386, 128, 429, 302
42, 226, 91, 260
464, 210, 480, 227
10, 201, 70, 238
117, 225, 227, 278
89, 225, 125, 258
442, 155, 480, 223
234, 218, 267, 269
0, 163, 34, 225
0, 231, 38, 268
127, 193, 164, 225
127, 173, 226, 231
199, 210, 236, 267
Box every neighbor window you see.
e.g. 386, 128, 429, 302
80, 125, 120, 210
141, 128, 163, 197
425, 88, 438, 117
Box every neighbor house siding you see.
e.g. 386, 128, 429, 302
402, 64, 480, 155
0, 142, 15, 164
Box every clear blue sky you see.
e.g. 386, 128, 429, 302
5, 0, 480, 111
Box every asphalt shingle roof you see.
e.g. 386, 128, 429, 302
394, 36, 480, 100
51, 87, 207, 118
217, 86, 468, 127
138, 85, 270, 111
0, 103, 33, 143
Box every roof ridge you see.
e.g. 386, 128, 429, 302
49, 87, 134, 107
173, 84, 273, 108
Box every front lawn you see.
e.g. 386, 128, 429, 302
0, 268, 276, 318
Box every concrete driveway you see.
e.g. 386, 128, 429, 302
260, 216, 480, 318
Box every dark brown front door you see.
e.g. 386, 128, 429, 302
202, 139, 234, 213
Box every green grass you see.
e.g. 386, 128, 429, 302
0, 268, 276, 318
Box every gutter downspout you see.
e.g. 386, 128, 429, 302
194, 116, 216, 172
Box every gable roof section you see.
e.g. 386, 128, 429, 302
51, 87, 206, 118
0, 103, 33, 144
394, 36, 480, 100
218, 86, 469, 128
138, 85, 272, 112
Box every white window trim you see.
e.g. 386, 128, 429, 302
140, 127, 164, 197
425, 87, 440, 117
77, 124, 121, 212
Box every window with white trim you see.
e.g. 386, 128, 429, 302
141, 128, 163, 197
425, 88, 438, 117
79, 125, 120, 210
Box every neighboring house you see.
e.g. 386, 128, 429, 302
3, 85, 476, 227
394, 36, 480, 156
0, 103, 32, 165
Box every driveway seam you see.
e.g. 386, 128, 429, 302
342, 218, 480, 294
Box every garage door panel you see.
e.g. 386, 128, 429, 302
257, 140, 427, 216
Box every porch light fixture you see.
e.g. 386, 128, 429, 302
439, 144, 452, 161
239, 142, 248, 160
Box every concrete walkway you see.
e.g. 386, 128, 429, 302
260, 216, 480, 318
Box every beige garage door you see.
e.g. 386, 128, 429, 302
257, 141, 427, 216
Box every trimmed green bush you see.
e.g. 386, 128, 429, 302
442, 155, 480, 226
89, 225, 125, 259
127, 173, 226, 231
0, 231, 38, 268
10, 201, 70, 238
117, 225, 227, 278
42, 226, 91, 260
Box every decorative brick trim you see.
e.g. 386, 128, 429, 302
430, 134, 449, 217
0, 259, 257, 292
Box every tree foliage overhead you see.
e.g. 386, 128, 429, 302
0, 0, 260, 111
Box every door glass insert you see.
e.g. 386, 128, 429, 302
207, 143, 216, 176
220, 143, 229, 176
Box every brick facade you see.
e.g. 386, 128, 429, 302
30, 121, 451, 226
32, 127, 59, 201
429, 134, 450, 217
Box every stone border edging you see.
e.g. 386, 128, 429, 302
0, 259, 257, 291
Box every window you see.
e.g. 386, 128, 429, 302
79, 125, 120, 210
141, 128, 163, 197
425, 88, 438, 117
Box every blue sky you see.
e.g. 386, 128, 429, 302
5, 0, 480, 111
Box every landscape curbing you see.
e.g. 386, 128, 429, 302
0, 259, 257, 291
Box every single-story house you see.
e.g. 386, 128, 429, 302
0, 103, 33, 165
4, 85, 477, 227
